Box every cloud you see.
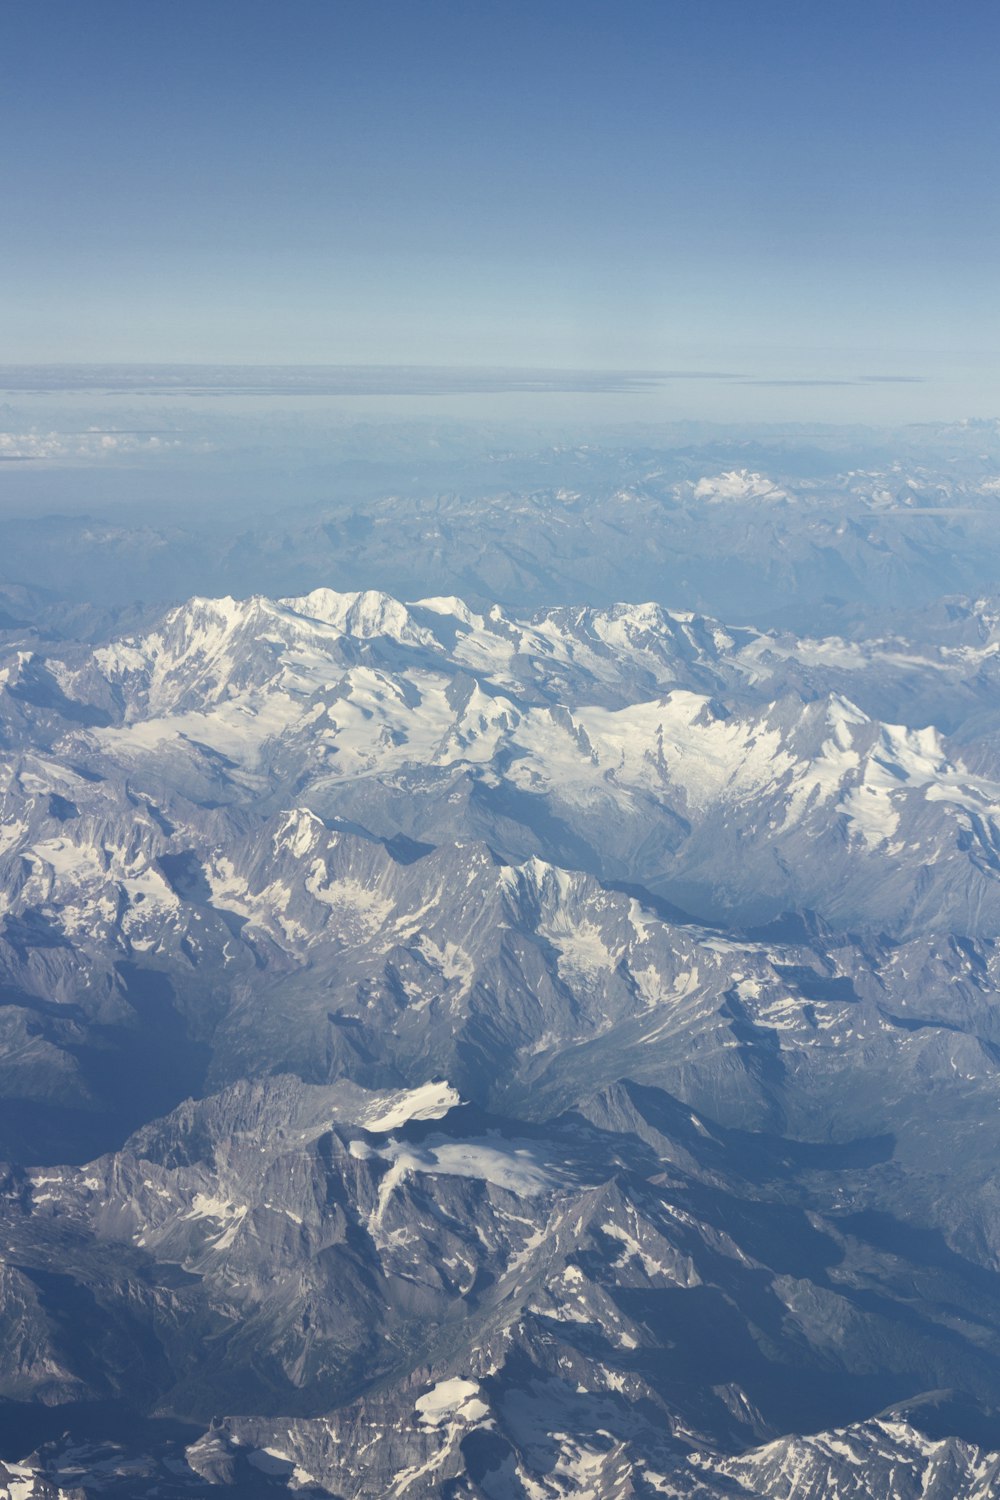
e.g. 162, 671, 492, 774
0, 429, 182, 462
0, 363, 750, 397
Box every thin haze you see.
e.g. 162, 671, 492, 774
2, 0, 999, 418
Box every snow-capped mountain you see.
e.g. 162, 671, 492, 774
5, 585, 1000, 1494
6, 586, 1000, 936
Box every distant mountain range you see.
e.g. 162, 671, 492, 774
4, 427, 1000, 632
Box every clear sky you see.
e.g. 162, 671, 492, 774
2, 0, 999, 406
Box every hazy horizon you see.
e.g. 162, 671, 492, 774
1, 356, 997, 427
4, 0, 1000, 425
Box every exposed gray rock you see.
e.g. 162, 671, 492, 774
3, 582, 1000, 1494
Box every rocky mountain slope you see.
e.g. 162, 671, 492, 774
3, 586, 1000, 1494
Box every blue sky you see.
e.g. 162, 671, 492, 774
3, 0, 999, 404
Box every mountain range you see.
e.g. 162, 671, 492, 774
2, 582, 1000, 1493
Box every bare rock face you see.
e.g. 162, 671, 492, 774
4, 583, 1000, 1494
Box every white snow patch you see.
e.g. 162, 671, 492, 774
414, 1378, 488, 1427
304, 867, 394, 940
363, 1137, 556, 1205
363, 1082, 462, 1132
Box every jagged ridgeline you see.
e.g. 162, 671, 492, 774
4, 587, 1000, 1494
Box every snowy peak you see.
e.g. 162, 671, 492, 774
280, 586, 436, 646
690, 468, 789, 504
695, 1417, 1000, 1499
8, 584, 1000, 935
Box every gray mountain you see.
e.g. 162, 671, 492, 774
4, 585, 1000, 1493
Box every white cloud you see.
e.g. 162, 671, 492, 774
0, 428, 184, 461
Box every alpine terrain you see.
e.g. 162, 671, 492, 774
4, 561, 1000, 1495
